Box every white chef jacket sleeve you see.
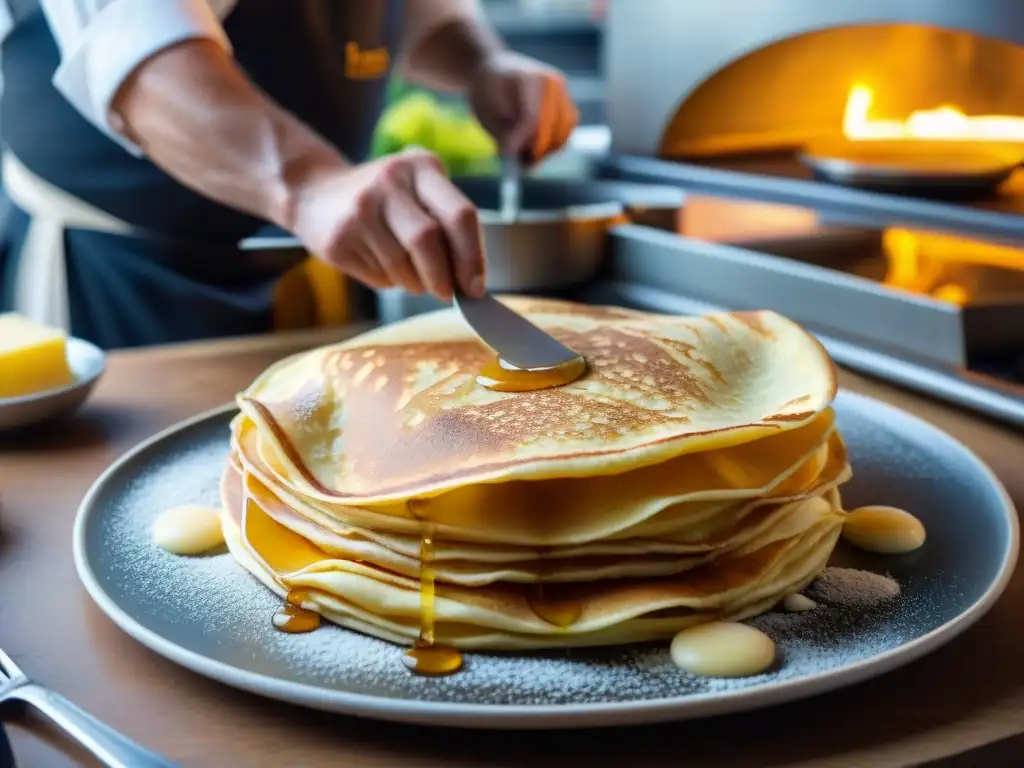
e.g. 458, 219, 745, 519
39, 0, 233, 156
400, 0, 482, 60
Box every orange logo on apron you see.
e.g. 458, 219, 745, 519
345, 42, 390, 80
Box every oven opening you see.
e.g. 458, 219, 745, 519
676, 196, 1024, 307
877, 227, 1024, 305
658, 24, 1024, 160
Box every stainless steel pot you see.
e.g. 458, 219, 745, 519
454, 177, 683, 292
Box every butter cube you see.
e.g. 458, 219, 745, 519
0, 313, 75, 398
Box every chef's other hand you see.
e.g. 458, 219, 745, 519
468, 51, 579, 163
289, 148, 485, 302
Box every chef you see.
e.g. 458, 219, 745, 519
0, 0, 578, 348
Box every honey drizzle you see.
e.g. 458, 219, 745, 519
272, 589, 321, 633
528, 592, 583, 629
528, 575, 582, 630
418, 530, 438, 647
476, 354, 587, 393
402, 507, 463, 676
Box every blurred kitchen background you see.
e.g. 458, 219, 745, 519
370, 0, 608, 178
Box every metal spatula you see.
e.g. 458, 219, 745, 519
452, 155, 580, 371
453, 292, 580, 370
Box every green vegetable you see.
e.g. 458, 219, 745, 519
371, 84, 498, 176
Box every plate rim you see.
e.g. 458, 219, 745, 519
72, 393, 1021, 729
0, 336, 106, 408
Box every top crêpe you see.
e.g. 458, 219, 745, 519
237, 298, 837, 505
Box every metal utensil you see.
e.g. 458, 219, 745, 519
0, 643, 178, 767
451, 154, 581, 369
453, 156, 582, 369
499, 154, 522, 223
453, 292, 580, 370
456, 176, 679, 294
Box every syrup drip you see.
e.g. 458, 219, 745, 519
402, 514, 463, 676
402, 642, 465, 676
476, 354, 587, 393
272, 589, 321, 634
528, 585, 582, 629
417, 531, 438, 647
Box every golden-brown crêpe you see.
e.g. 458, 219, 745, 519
238, 298, 836, 504
221, 299, 848, 651
224, 453, 846, 585
222, 499, 839, 651
221, 464, 842, 649
227, 425, 848, 560
231, 405, 841, 546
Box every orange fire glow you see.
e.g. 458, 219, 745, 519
882, 228, 1024, 305
843, 83, 1024, 143
842, 83, 1024, 303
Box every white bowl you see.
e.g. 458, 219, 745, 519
0, 337, 106, 431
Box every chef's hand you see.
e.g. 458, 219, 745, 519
468, 51, 579, 162
288, 147, 485, 302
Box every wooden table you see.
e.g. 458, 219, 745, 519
3, 328, 1024, 767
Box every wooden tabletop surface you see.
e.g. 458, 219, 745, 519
3, 326, 1024, 768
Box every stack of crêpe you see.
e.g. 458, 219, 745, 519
222, 298, 848, 652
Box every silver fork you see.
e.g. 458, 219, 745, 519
0, 643, 178, 767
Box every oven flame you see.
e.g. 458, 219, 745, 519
883, 227, 1024, 305
883, 229, 966, 305
843, 84, 1024, 143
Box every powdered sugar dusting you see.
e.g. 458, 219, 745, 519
83, 414, 957, 708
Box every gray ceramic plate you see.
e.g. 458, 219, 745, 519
73, 391, 1018, 729
0, 337, 106, 432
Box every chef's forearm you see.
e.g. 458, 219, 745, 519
399, 6, 504, 92
110, 39, 345, 231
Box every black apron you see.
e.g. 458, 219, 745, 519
0, 0, 402, 348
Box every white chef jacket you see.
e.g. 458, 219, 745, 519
0, 0, 480, 154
